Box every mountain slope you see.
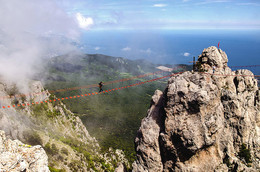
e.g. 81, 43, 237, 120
0, 80, 129, 171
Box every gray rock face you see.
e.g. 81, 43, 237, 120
132, 90, 165, 172
133, 46, 260, 171
0, 130, 49, 172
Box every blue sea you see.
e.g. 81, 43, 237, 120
80, 29, 260, 75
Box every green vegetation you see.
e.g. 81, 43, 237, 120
49, 80, 165, 164
40, 53, 191, 166
68, 160, 87, 171
49, 166, 65, 172
56, 135, 115, 171
31, 102, 61, 120
23, 130, 43, 146
44, 142, 59, 156
238, 143, 252, 166
61, 147, 69, 155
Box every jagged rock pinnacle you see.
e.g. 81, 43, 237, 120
199, 46, 228, 67
133, 46, 260, 172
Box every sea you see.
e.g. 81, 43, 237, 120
80, 29, 260, 75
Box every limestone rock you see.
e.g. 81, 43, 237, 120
114, 163, 126, 172
133, 46, 260, 172
133, 90, 165, 172
198, 46, 228, 68
0, 130, 49, 172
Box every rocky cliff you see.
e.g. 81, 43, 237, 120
0, 80, 129, 171
133, 46, 260, 171
0, 130, 49, 171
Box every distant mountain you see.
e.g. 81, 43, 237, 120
40, 52, 191, 86
48, 53, 158, 74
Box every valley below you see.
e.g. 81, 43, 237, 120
40, 53, 189, 165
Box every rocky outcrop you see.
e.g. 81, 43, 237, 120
132, 90, 165, 172
133, 46, 260, 171
0, 130, 49, 172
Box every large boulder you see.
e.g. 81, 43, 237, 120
0, 130, 49, 172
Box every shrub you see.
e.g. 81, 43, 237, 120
23, 131, 43, 146
51, 143, 59, 154
238, 143, 252, 165
61, 147, 69, 155
44, 142, 52, 155
44, 142, 59, 156
68, 160, 82, 171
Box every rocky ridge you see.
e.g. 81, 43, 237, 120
133, 46, 260, 171
0, 80, 129, 171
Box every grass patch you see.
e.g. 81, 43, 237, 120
49, 166, 65, 172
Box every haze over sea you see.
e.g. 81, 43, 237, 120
80, 29, 260, 74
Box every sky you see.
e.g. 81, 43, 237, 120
0, 0, 259, 93
54, 0, 260, 30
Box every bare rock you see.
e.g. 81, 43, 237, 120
133, 90, 165, 172
115, 163, 126, 172
199, 46, 228, 67
0, 130, 49, 172
133, 46, 260, 172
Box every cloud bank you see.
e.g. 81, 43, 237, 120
0, 0, 80, 93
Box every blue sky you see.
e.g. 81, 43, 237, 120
0, 0, 259, 83
54, 0, 260, 30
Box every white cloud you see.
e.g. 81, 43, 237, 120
197, 0, 230, 5
122, 46, 131, 51
76, 13, 94, 30
141, 48, 152, 54
0, 0, 79, 93
94, 46, 100, 50
153, 4, 167, 7
236, 3, 260, 6
183, 52, 190, 57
